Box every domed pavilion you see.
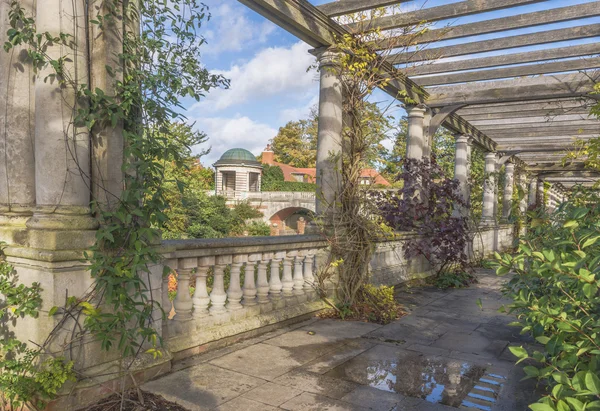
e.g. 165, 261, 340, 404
213, 148, 262, 193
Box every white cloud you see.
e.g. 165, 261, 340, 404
191, 41, 318, 111
191, 116, 278, 165
203, 0, 276, 55
278, 94, 319, 123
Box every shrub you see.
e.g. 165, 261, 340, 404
431, 271, 477, 289
244, 221, 271, 237
377, 158, 471, 278
492, 188, 600, 411
323, 284, 405, 325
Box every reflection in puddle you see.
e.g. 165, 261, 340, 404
329, 350, 485, 408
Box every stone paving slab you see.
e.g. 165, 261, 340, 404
143, 270, 543, 411
143, 363, 264, 411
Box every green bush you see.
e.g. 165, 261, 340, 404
262, 180, 316, 192
431, 270, 476, 289
492, 189, 600, 411
355, 284, 404, 324
244, 221, 271, 237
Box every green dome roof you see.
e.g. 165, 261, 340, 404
219, 148, 257, 162
214, 148, 262, 167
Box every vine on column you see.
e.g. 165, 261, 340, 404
2, 0, 226, 407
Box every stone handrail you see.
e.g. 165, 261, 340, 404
207, 190, 316, 202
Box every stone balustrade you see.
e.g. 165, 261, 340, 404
159, 235, 328, 357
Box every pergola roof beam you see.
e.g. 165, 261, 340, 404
345, 0, 545, 32
377, 2, 600, 48
388, 25, 600, 64
405, 44, 600, 77
470, 114, 593, 126
479, 122, 599, 131
316, 0, 412, 17
463, 108, 591, 120
426, 73, 599, 107
415, 57, 600, 87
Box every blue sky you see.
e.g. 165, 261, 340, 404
186, 0, 600, 165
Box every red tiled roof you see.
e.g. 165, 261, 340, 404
260, 149, 390, 186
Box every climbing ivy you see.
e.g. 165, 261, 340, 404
3, 0, 226, 406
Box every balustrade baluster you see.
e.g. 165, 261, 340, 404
269, 251, 284, 302
282, 252, 295, 299
162, 259, 176, 318
303, 250, 316, 297
256, 253, 271, 304
227, 255, 245, 310
293, 251, 305, 296
243, 253, 259, 306
210, 255, 230, 314
192, 256, 213, 318
173, 266, 194, 321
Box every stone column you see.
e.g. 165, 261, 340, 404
89, 0, 124, 210
0, 0, 36, 221
453, 135, 471, 216
528, 179, 537, 208
32, 0, 92, 218
313, 48, 342, 217
518, 173, 528, 216
537, 180, 545, 209
481, 152, 497, 225
501, 162, 515, 223
405, 105, 427, 161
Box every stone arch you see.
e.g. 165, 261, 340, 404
268, 207, 315, 235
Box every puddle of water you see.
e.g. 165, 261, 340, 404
328, 350, 485, 408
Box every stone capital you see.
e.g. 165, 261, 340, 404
454, 134, 471, 145
404, 104, 427, 118
310, 47, 340, 68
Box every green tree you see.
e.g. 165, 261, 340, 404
270, 112, 318, 168
270, 103, 391, 168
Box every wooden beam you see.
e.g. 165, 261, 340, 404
405, 44, 600, 76
317, 0, 411, 17
345, 0, 545, 32
377, 2, 600, 48
470, 114, 593, 126
415, 58, 600, 87
388, 25, 600, 64
486, 128, 600, 138
426, 73, 599, 107
464, 108, 591, 121
457, 98, 593, 115
479, 121, 599, 131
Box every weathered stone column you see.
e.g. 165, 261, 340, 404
313, 48, 342, 217
405, 105, 427, 161
89, 0, 124, 210
0, 0, 36, 223
501, 162, 515, 223
481, 152, 497, 225
453, 135, 471, 216
518, 173, 528, 215
537, 180, 545, 209
528, 178, 537, 207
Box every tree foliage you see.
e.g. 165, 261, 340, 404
270, 103, 392, 169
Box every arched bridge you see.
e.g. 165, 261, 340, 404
210, 191, 316, 223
